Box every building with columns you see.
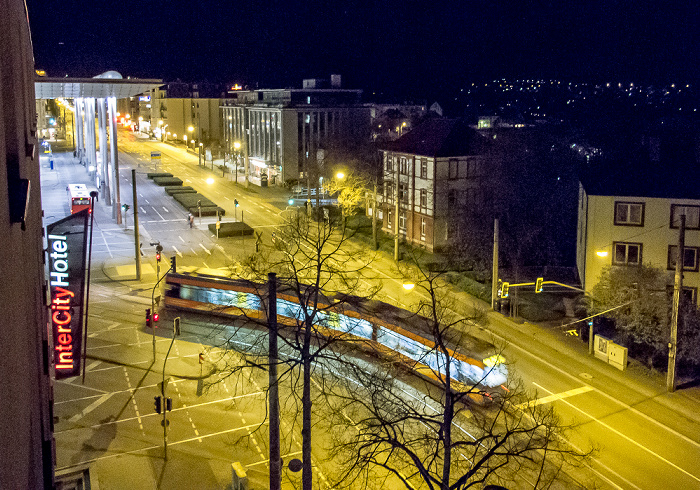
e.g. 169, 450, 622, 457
221, 76, 371, 186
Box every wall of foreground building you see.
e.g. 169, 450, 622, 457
0, 0, 54, 488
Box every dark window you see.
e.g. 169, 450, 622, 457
666, 285, 697, 304
668, 245, 700, 271
670, 204, 700, 230
420, 159, 428, 179
448, 159, 459, 179
448, 189, 456, 208
386, 154, 393, 173
613, 242, 642, 265
614, 202, 644, 226
399, 157, 408, 175
399, 183, 408, 203
419, 189, 427, 208
466, 157, 480, 178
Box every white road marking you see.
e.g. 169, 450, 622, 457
516, 385, 593, 409
532, 382, 700, 486
153, 207, 165, 220
199, 244, 211, 255
172, 246, 183, 257
139, 206, 147, 214
179, 235, 185, 242
163, 206, 169, 213
68, 393, 115, 423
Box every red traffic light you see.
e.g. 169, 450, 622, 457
156, 252, 161, 261
153, 313, 160, 322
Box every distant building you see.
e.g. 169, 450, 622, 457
147, 83, 224, 148
379, 118, 489, 251
577, 143, 700, 303
220, 75, 371, 186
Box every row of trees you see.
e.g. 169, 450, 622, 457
205, 207, 592, 488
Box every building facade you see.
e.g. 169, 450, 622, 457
221, 76, 371, 186
380, 119, 488, 251
1, 0, 54, 487
577, 185, 700, 304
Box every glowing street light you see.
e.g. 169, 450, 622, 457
336, 172, 345, 180
402, 282, 415, 291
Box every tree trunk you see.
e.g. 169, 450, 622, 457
302, 316, 313, 490
441, 357, 453, 488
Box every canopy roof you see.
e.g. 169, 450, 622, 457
35, 77, 162, 99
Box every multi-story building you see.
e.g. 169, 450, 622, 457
1, 1, 54, 486
148, 83, 223, 149
220, 75, 371, 186
380, 118, 488, 251
577, 160, 700, 304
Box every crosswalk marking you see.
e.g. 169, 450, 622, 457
516, 385, 593, 409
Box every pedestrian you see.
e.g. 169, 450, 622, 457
188, 213, 194, 228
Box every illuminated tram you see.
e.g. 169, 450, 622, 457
163, 273, 508, 391
67, 184, 92, 214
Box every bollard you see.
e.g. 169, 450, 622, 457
232, 462, 248, 490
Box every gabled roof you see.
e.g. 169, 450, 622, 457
380, 118, 487, 158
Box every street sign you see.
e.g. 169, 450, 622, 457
150, 151, 161, 161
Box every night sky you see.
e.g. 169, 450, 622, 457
26, 0, 698, 99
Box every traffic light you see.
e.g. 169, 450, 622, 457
156, 244, 163, 262
122, 203, 130, 212
146, 308, 152, 328
155, 252, 161, 262
165, 397, 172, 412
535, 277, 543, 293
170, 256, 177, 273
153, 312, 160, 326
174, 317, 181, 336
154, 396, 162, 414
234, 199, 239, 207
501, 282, 510, 298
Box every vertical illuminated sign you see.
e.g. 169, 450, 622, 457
46, 209, 89, 379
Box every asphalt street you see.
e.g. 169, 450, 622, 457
42, 132, 700, 490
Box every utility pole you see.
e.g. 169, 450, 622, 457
491, 218, 499, 310
668, 213, 685, 392
268, 273, 281, 489
131, 169, 142, 280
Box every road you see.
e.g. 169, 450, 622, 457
45, 132, 700, 489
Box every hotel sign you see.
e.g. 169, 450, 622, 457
46, 209, 89, 379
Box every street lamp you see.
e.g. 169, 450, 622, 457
199, 142, 203, 167
233, 142, 241, 184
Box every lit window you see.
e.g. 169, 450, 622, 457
400, 157, 408, 175
420, 217, 426, 238
614, 202, 644, 226
668, 245, 700, 271
671, 204, 700, 229
613, 242, 642, 265
399, 211, 407, 231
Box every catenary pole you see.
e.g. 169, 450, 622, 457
668, 213, 685, 392
268, 273, 281, 489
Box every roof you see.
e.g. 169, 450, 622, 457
35, 77, 163, 99
380, 118, 487, 158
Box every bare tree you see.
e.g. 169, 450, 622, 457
324, 258, 593, 489
215, 207, 380, 489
